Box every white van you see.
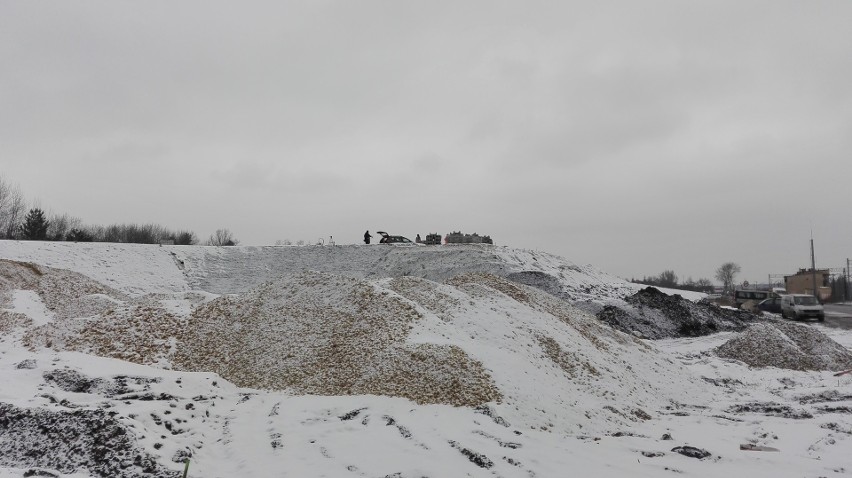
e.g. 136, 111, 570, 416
780, 294, 825, 322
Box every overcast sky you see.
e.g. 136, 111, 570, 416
2, 1, 851, 285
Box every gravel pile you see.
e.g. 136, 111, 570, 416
715, 321, 852, 371
23, 298, 185, 366
173, 271, 501, 407
387, 276, 462, 322
0, 309, 31, 334
596, 287, 758, 339
0, 259, 188, 366
446, 272, 641, 352
2, 255, 702, 426
505, 271, 564, 297
505, 269, 633, 302
0, 259, 129, 320
0, 260, 42, 296
7, 263, 501, 406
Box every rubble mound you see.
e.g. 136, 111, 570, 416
173, 271, 501, 407
0, 402, 178, 478
715, 321, 852, 371
596, 287, 757, 339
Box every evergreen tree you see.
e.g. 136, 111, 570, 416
66, 228, 94, 242
19, 208, 49, 240
174, 230, 198, 245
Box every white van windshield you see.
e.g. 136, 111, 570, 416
793, 296, 818, 305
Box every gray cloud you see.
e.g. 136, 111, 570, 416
2, 0, 851, 283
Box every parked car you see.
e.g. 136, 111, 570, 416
780, 294, 824, 322
376, 231, 414, 245
757, 297, 783, 314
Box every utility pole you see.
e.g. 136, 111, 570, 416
810, 235, 818, 299
847, 258, 850, 303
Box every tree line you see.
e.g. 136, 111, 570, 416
631, 262, 742, 294
0, 174, 238, 246
631, 270, 714, 293
827, 275, 850, 303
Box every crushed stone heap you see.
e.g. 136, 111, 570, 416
596, 286, 758, 339
0, 259, 129, 322
1, 248, 715, 435
173, 271, 501, 407
715, 321, 852, 371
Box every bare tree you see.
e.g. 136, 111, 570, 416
658, 270, 678, 288
47, 212, 82, 241
695, 278, 714, 292
0, 175, 27, 239
715, 262, 741, 295
206, 229, 239, 246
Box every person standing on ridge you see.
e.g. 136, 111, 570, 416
364, 230, 372, 244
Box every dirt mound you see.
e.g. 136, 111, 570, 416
715, 321, 852, 371
596, 287, 758, 339
0, 402, 177, 478
173, 271, 501, 407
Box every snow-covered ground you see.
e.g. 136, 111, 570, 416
0, 241, 850, 478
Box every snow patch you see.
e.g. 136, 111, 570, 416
3, 290, 54, 327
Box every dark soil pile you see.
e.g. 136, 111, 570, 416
725, 401, 813, 419
0, 402, 178, 478
671, 446, 712, 459
42, 369, 161, 397
596, 287, 758, 339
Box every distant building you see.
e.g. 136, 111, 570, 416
784, 268, 831, 300
444, 231, 494, 245
424, 233, 442, 245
